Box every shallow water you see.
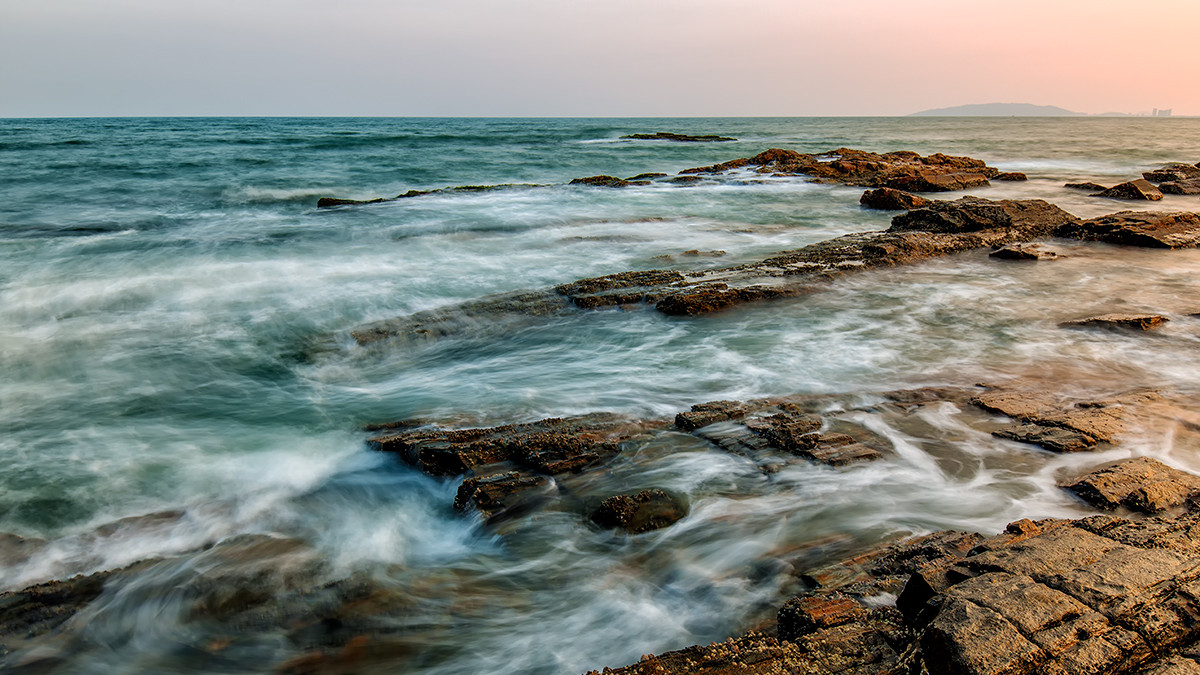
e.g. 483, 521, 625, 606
3, 117, 1200, 673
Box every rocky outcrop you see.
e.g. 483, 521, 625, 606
621, 132, 736, 142
989, 243, 1059, 261
1091, 179, 1164, 201
972, 388, 1163, 453
682, 148, 1001, 193
1160, 179, 1200, 195
1062, 313, 1170, 331
569, 175, 633, 188
590, 489, 688, 533
594, 508, 1200, 675
1057, 211, 1200, 248
995, 172, 1028, 181
859, 187, 933, 211
1143, 163, 1200, 184
1064, 457, 1200, 514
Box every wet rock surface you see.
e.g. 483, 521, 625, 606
1065, 457, 1200, 514
972, 388, 1163, 452
858, 187, 933, 211
590, 489, 689, 534
989, 243, 1059, 260
1058, 211, 1200, 248
1066, 182, 1109, 191
1091, 178, 1165, 201
595, 508, 1200, 675
1062, 313, 1170, 331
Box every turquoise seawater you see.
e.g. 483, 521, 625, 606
3, 117, 1200, 673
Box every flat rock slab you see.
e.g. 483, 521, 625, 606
973, 389, 1162, 451
1058, 211, 1200, 248
1064, 457, 1200, 513
1062, 313, 1169, 331
1066, 182, 1109, 191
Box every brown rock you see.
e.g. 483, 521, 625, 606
1066, 182, 1109, 191
1058, 211, 1200, 248
886, 172, 991, 193
972, 388, 1160, 448
590, 489, 688, 534
1091, 179, 1164, 201
989, 243, 1059, 261
890, 196, 1075, 235
1159, 179, 1200, 195
1062, 313, 1169, 331
569, 175, 631, 188
454, 471, 551, 519
1064, 457, 1200, 513
993, 423, 1097, 452
675, 400, 751, 431
994, 172, 1028, 181
859, 187, 933, 210
1142, 163, 1200, 183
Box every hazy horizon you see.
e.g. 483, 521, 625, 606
3, 0, 1196, 118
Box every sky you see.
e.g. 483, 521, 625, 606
2, 0, 1198, 117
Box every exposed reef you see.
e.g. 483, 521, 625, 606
620, 132, 737, 142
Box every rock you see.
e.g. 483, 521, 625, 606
454, 471, 552, 519
316, 196, 386, 208
859, 187, 933, 210
621, 132, 736, 142
1064, 457, 1200, 513
569, 175, 631, 188
889, 196, 1075, 235
1062, 313, 1169, 331
995, 172, 1028, 181
366, 413, 652, 476
1066, 182, 1109, 191
972, 388, 1161, 450
1091, 179, 1164, 201
590, 489, 688, 533
1142, 163, 1200, 183
1057, 211, 1200, 248
989, 243, 1059, 261
885, 172, 991, 192
626, 172, 668, 181
675, 400, 752, 431
1160, 179, 1200, 195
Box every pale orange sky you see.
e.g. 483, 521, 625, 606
2, 0, 1197, 116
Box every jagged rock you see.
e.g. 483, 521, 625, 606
1057, 211, 1200, 248
1062, 313, 1169, 331
366, 413, 651, 476
621, 132, 736, 142
889, 196, 1074, 235
569, 175, 631, 188
1066, 182, 1109, 191
989, 243, 1059, 261
627, 172, 668, 181
1091, 179, 1164, 201
590, 489, 688, 533
674, 400, 752, 431
995, 172, 1028, 181
1143, 163, 1200, 183
1160, 179, 1200, 195
1064, 457, 1200, 513
454, 471, 552, 519
859, 187, 933, 211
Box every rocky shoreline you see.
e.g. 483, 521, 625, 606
6, 146, 1200, 673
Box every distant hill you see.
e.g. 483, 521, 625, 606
910, 103, 1084, 117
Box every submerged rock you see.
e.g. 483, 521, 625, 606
1064, 457, 1200, 513
989, 243, 1059, 261
1061, 313, 1169, 331
1065, 182, 1109, 191
1090, 178, 1164, 201
621, 132, 736, 142
590, 489, 688, 533
1057, 210, 1200, 248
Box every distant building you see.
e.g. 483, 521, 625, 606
1153, 108, 1173, 117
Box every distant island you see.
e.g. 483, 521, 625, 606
910, 103, 1176, 117
910, 103, 1083, 117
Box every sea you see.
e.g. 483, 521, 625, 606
3, 116, 1200, 673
